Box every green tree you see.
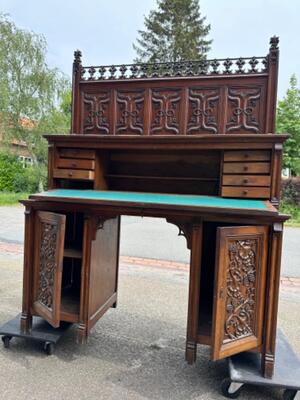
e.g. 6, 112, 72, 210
0, 13, 70, 166
277, 74, 300, 176
133, 0, 212, 63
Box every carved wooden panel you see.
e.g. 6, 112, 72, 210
150, 89, 182, 135
212, 226, 268, 360
83, 92, 111, 134
116, 90, 145, 134
226, 87, 262, 133
187, 88, 220, 134
33, 211, 66, 328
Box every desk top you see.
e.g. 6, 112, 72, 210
31, 189, 272, 211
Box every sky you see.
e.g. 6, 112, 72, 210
0, 0, 299, 99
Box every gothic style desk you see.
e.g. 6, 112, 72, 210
0, 37, 292, 381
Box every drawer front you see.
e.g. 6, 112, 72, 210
58, 148, 96, 159
224, 150, 271, 162
223, 162, 270, 174
221, 186, 270, 198
53, 168, 95, 180
222, 175, 271, 187
57, 158, 95, 170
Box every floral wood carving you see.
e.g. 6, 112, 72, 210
37, 222, 59, 309
187, 88, 220, 134
224, 239, 258, 341
83, 92, 110, 134
151, 89, 181, 135
116, 90, 145, 134
226, 87, 261, 133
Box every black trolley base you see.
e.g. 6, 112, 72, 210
222, 329, 300, 399
0, 314, 71, 355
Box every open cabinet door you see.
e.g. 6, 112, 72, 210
211, 226, 268, 361
32, 211, 66, 328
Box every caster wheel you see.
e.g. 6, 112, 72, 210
44, 342, 54, 356
221, 378, 243, 399
1, 335, 12, 349
283, 389, 298, 400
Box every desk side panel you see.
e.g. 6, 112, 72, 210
87, 216, 120, 330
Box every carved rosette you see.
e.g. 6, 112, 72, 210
150, 89, 181, 134
224, 239, 258, 342
38, 222, 59, 309
187, 88, 220, 134
226, 87, 261, 133
83, 92, 110, 134
116, 90, 145, 134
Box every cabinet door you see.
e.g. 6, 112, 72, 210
32, 211, 66, 328
211, 226, 268, 360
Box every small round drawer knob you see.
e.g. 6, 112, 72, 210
243, 190, 248, 195
71, 163, 77, 167
243, 166, 248, 171
243, 178, 249, 184
244, 153, 249, 158
68, 172, 73, 177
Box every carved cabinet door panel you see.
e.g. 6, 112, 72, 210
211, 226, 268, 360
32, 211, 66, 328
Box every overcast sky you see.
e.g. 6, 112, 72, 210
1, 0, 299, 99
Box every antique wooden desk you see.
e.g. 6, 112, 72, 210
2, 37, 291, 379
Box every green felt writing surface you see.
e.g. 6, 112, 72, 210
37, 190, 268, 210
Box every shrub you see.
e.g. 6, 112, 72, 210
13, 164, 47, 193
281, 177, 300, 206
0, 151, 24, 191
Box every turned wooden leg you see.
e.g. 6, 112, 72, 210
76, 324, 89, 344
20, 207, 34, 334
262, 352, 275, 378
20, 313, 32, 334
186, 341, 197, 364
185, 222, 202, 365
261, 223, 283, 378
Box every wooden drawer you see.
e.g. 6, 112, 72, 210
222, 175, 271, 187
58, 148, 96, 159
223, 162, 270, 174
53, 168, 95, 180
221, 186, 270, 198
57, 158, 95, 170
224, 150, 271, 162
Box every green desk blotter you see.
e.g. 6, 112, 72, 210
35, 189, 269, 211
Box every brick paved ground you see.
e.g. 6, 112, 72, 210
1, 240, 299, 290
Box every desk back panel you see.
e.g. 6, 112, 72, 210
71, 38, 279, 136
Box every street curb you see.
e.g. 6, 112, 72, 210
1, 241, 299, 290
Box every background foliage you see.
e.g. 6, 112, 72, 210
133, 0, 212, 63
277, 74, 300, 176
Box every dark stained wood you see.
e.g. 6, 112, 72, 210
222, 175, 271, 187
221, 186, 270, 199
223, 162, 270, 174
211, 226, 268, 360
224, 150, 271, 162
56, 158, 95, 170
13, 36, 289, 380
53, 168, 95, 181
32, 211, 66, 328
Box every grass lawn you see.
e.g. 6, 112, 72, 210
0, 191, 299, 226
0, 192, 29, 205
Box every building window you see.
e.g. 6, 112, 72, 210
19, 156, 33, 168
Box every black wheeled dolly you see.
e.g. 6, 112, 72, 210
0, 314, 71, 355
221, 329, 300, 399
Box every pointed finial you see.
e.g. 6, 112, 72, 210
74, 50, 82, 64
269, 36, 279, 50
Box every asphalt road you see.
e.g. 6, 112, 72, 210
0, 206, 299, 277
0, 257, 299, 400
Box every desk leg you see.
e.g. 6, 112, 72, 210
261, 223, 283, 378
186, 222, 202, 364
20, 207, 34, 333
